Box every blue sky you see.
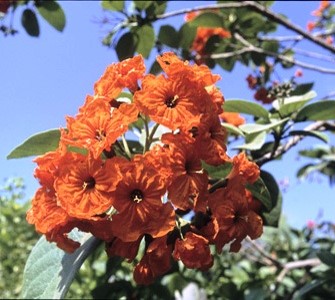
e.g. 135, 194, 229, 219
1, 1, 334, 228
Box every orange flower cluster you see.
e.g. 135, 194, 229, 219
27, 52, 263, 285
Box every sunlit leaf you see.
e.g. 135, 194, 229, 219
36, 0, 66, 32
295, 100, 335, 121
223, 100, 269, 119
21, 8, 39, 37
239, 118, 288, 135
221, 123, 245, 136
272, 91, 316, 117
7, 129, 60, 159
20, 233, 100, 299
135, 24, 155, 58
235, 131, 266, 150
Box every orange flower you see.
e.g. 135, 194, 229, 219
106, 236, 142, 262
54, 153, 123, 218
94, 55, 145, 97
133, 235, 172, 285
62, 97, 138, 159
192, 27, 231, 56
229, 152, 260, 184
220, 112, 246, 127
162, 133, 208, 212
134, 74, 206, 131
307, 21, 316, 32
109, 160, 175, 242
173, 232, 213, 270
27, 187, 70, 235
209, 185, 263, 252
196, 114, 230, 166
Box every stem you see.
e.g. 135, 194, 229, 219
121, 134, 132, 159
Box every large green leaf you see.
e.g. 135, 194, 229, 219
291, 82, 314, 96
223, 100, 269, 119
158, 25, 179, 48
36, 1, 65, 32
7, 129, 60, 159
272, 91, 316, 117
221, 123, 245, 137
317, 250, 335, 267
189, 12, 223, 27
202, 161, 233, 179
21, 8, 40, 37
116, 32, 137, 61
20, 233, 100, 299
178, 22, 197, 49
295, 100, 335, 121
235, 131, 266, 151
135, 24, 155, 58
260, 170, 282, 227
239, 118, 288, 135
246, 177, 272, 211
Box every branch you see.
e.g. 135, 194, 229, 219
232, 33, 335, 74
154, 1, 335, 54
256, 121, 332, 166
276, 258, 321, 283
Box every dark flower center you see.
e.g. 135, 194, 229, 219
165, 95, 179, 108
130, 189, 144, 203
95, 129, 106, 141
83, 177, 96, 190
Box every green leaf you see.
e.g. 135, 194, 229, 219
135, 24, 155, 58
239, 118, 288, 135
246, 177, 272, 211
317, 250, 335, 267
299, 146, 331, 158
217, 56, 236, 71
7, 129, 60, 159
115, 32, 137, 61
223, 100, 269, 119
262, 40, 279, 53
36, 1, 65, 32
101, 0, 124, 11
235, 131, 266, 150
189, 12, 223, 27
221, 123, 245, 136
272, 91, 316, 117
178, 22, 197, 49
260, 170, 282, 227
295, 100, 335, 121
158, 25, 179, 48
288, 130, 329, 144
21, 8, 40, 37
134, 1, 152, 10
291, 82, 314, 96
294, 279, 327, 298
202, 161, 233, 179
20, 233, 100, 299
